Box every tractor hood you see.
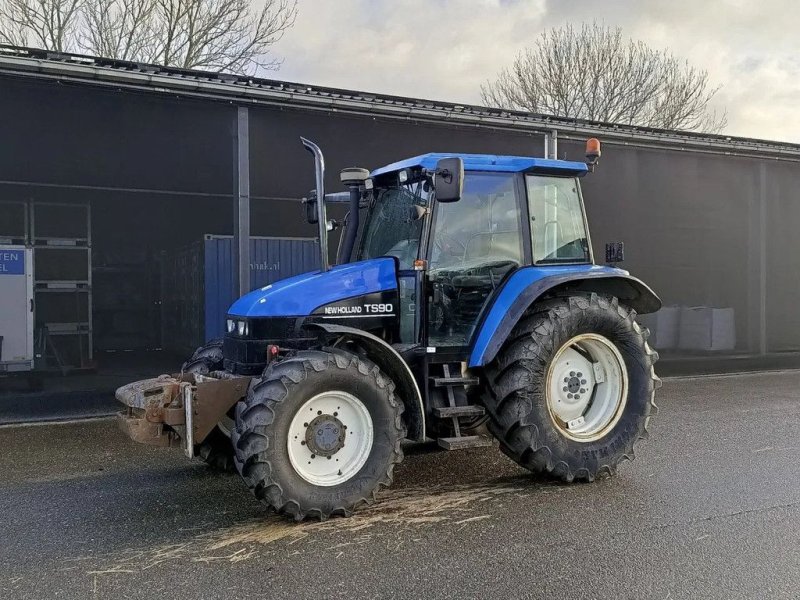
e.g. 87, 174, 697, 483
227, 257, 398, 318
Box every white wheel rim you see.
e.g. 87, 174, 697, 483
287, 391, 374, 487
545, 333, 628, 442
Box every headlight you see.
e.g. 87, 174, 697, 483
227, 319, 235, 333
237, 320, 248, 336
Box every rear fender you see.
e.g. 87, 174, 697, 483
469, 268, 661, 367
310, 323, 425, 442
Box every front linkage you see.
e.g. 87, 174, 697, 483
116, 372, 250, 457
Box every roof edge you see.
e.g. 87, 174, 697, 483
1, 45, 799, 160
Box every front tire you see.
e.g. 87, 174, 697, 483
484, 293, 660, 482
232, 349, 405, 520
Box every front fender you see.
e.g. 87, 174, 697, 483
309, 323, 426, 442
469, 266, 661, 367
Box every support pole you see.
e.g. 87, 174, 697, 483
747, 162, 768, 355
233, 106, 250, 298
758, 162, 767, 355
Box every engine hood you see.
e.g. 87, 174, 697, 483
227, 257, 398, 318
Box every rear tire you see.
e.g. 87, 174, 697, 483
183, 339, 235, 471
483, 293, 660, 482
232, 349, 405, 520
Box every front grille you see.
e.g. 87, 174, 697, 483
223, 316, 319, 375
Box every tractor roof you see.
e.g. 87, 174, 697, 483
370, 153, 588, 178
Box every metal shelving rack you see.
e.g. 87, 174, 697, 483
31, 201, 93, 370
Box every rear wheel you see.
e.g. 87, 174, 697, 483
183, 339, 235, 471
484, 293, 660, 481
232, 349, 405, 520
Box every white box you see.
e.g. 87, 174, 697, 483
638, 305, 680, 350
0, 245, 34, 372
678, 306, 736, 351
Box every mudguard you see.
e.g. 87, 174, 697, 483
310, 322, 426, 442
469, 265, 661, 367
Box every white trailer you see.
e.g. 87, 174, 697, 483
0, 246, 34, 373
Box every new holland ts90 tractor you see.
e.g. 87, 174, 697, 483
117, 137, 661, 521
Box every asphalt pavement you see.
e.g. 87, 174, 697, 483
1, 371, 799, 599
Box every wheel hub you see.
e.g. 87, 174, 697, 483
305, 414, 346, 457
552, 362, 594, 422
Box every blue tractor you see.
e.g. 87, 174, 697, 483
117, 137, 661, 520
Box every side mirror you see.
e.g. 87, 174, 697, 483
303, 192, 318, 224
434, 157, 464, 203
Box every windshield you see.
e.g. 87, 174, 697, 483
358, 183, 428, 269
526, 175, 591, 263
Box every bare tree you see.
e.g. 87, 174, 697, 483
0, 0, 84, 51
0, 0, 297, 74
79, 0, 156, 62
481, 23, 726, 133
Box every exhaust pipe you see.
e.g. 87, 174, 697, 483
301, 137, 329, 272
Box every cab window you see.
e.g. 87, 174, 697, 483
427, 172, 523, 346
526, 175, 590, 263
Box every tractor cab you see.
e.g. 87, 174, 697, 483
361, 153, 593, 350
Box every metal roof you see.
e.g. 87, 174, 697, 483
0, 45, 799, 161
371, 153, 588, 177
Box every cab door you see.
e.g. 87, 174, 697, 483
424, 172, 526, 349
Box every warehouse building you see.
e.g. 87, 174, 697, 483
0, 45, 799, 392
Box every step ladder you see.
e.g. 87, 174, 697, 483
433, 363, 493, 450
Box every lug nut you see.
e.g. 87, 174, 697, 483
574, 394, 581, 400
567, 393, 573, 399
563, 387, 568, 392
580, 388, 586, 394
581, 379, 587, 385
570, 371, 576, 377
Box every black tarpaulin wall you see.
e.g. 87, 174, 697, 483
0, 74, 798, 357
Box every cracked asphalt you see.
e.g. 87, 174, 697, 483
1, 371, 799, 599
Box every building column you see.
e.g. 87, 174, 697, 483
747, 162, 767, 355
233, 106, 250, 298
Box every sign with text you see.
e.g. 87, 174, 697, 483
0, 249, 25, 275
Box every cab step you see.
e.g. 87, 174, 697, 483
433, 405, 485, 418
432, 376, 480, 387
437, 435, 493, 450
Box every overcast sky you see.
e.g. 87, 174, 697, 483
270, 0, 799, 143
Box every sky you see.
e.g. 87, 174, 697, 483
268, 0, 800, 143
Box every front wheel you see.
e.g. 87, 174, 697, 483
232, 349, 405, 520
483, 293, 660, 482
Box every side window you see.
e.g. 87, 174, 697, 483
428, 173, 522, 346
527, 176, 591, 263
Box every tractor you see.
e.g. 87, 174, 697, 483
116, 136, 661, 521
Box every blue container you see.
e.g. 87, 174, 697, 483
160, 235, 320, 356
203, 235, 320, 342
